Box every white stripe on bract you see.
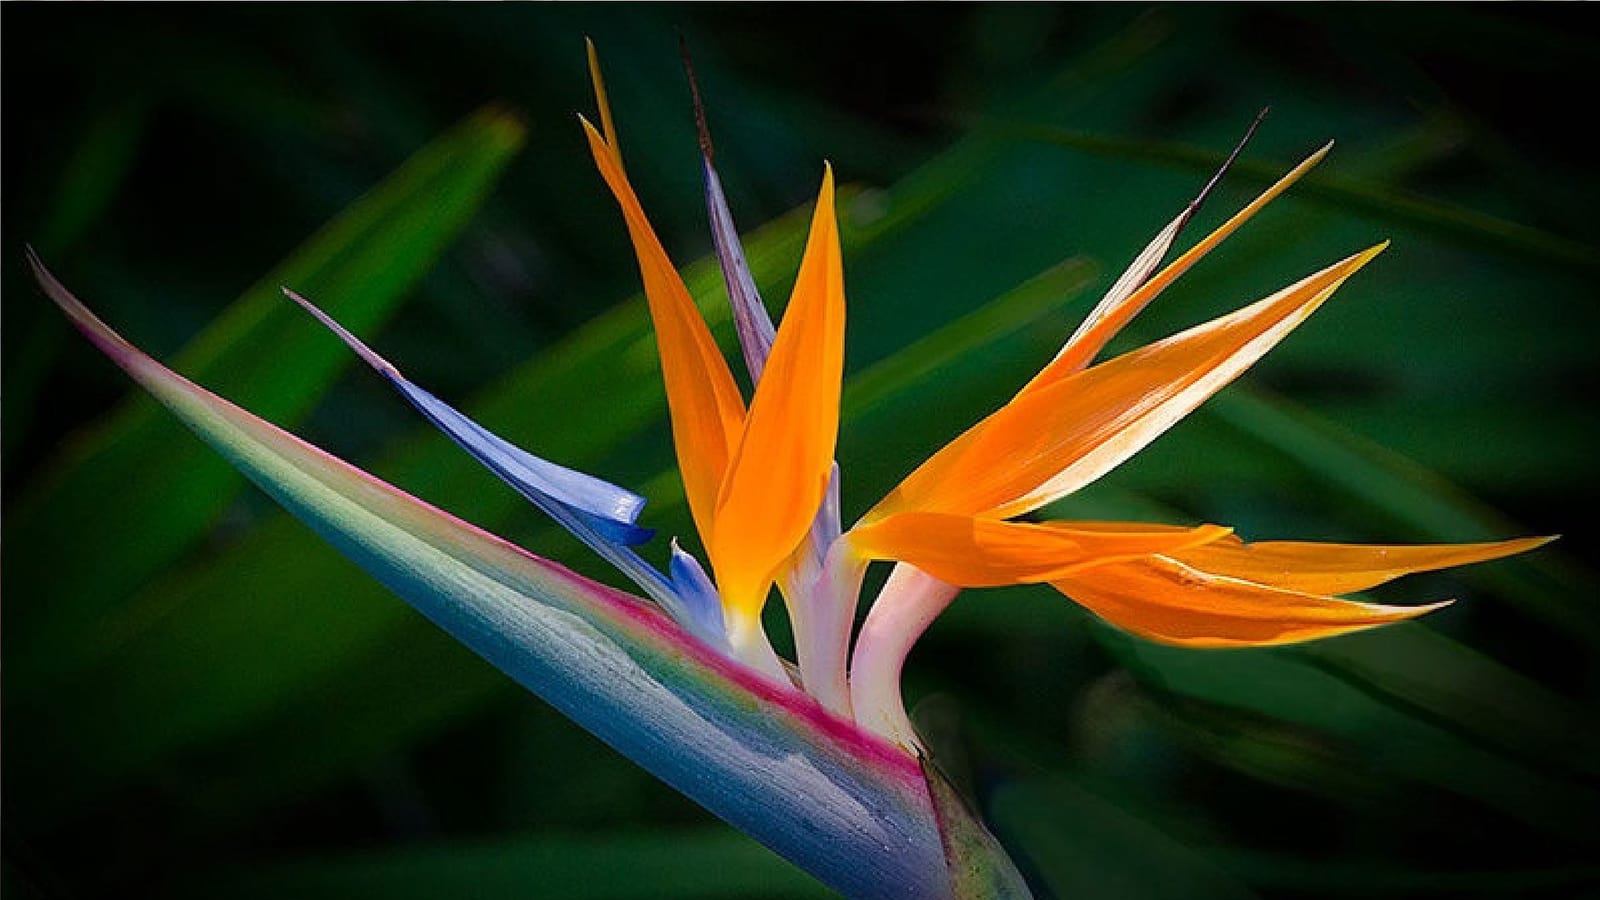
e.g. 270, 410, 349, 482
1055, 211, 1187, 363
1008, 273, 1350, 516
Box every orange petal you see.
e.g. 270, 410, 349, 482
585, 38, 624, 172
848, 513, 1232, 587
865, 243, 1385, 524
1051, 556, 1451, 648
1022, 142, 1331, 392
1078, 211, 1188, 338
709, 168, 847, 615
581, 119, 745, 547
1169, 535, 1555, 596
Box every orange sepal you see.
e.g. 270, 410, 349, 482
1051, 555, 1451, 648
1022, 142, 1332, 391
848, 513, 1232, 588
866, 243, 1385, 524
709, 168, 846, 614
1169, 534, 1555, 596
581, 118, 746, 546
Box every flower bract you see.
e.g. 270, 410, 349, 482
31, 40, 1553, 899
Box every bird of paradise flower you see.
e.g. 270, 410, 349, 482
31, 42, 1549, 900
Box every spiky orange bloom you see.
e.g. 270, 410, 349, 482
560, 47, 1551, 744
47, 42, 1551, 898
838, 148, 1549, 744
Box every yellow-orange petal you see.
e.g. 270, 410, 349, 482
1169, 535, 1555, 596
709, 168, 846, 615
1022, 142, 1331, 392
865, 244, 1385, 525
582, 118, 745, 546
1051, 556, 1451, 648
847, 513, 1232, 588
585, 38, 624, 172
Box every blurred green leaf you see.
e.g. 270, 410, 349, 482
3, 100, 151, 469
992, 776, 1258, 900
1004, 123, 1599, 270
1206, 387, 1598, 643
1095, 626, 1600, 839
842, 258, 1097, 418
175, 829, 835, 900
36, 99, 150, 255
1300, 619, 1600, 783
8, 105, 527, 685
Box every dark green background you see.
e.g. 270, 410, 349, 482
6, 5, 1598, 898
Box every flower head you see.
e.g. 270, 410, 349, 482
555, 48, 1550, 745
270, 46, 1549, 747
31, 40, 1553, 898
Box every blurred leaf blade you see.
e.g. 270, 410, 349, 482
3, 99, 152, 472
1212, 847, 1600, 896
1300, 623, 1600, 784
1003, 123, 1600, 270
176, 829, 837, 900
37, 97, 151, 256
1094, 626, 1600, 839
8, 105, 527, 681
992, 775, 1258, 900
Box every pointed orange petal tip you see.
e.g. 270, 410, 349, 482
869, 242, 1386, 525
579, 62, 747, 553
845, 514, 1232, 588
1342, 240, 1389, 273
1170, 533, 1554, 596
1052, 557, 1458, 648
1024, 139, 1343, 390
707, 158, 845, 615
584, 38, 623, 168
1480, 533, 1559, 555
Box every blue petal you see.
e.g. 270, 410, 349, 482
703, 155, 776, 384
392, 379, 653, 547
283, 288, 647, 536
283, 288, 725, 634
668, 539, 727, 641
686, 53, 775, 385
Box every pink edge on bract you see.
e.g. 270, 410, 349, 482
598, 575, 926, 785
29, 248, 621, 610
31, 248, 923, 791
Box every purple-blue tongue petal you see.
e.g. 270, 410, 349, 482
283, 288, 648, 541
280, 289, 737, 639
669, 538, 728, 641
391, 379, 653, 547
703, 156, 776, 383
683, 45, 777, 385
